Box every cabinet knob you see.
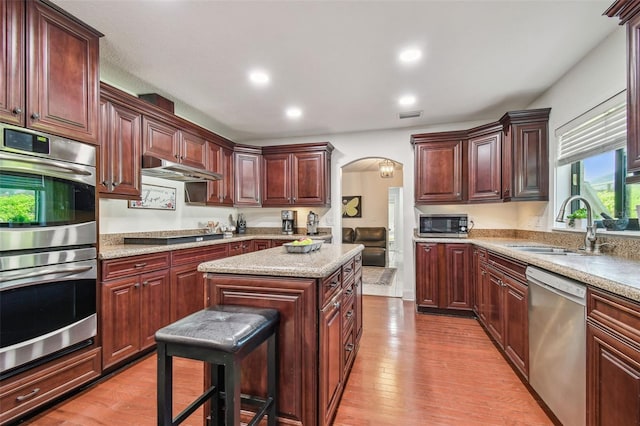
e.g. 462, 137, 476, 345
345, 343, 355, 352
134, 283, 140, 289
346, 310, 354, 319
329, 280, 339, 288
142, 281, 149, 286
30, 112, 40, 120
12, 107, 22, 115
112, 181, 119, 187
333, 301, 341, 309
174, 154, 179, 159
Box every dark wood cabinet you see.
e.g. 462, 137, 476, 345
234, 146, 262, 206
228, 240, 253, 256
500, 109, 550, 201
100, 253, 171, 369
415, 243, 472, 311
468, 124, 502, 202
587, 287, 640, 425
252, 239, 272, 251
415, 243, 439, 308
98, 93, 141, 198
503, 274, 528, 377
412, 133, 466, 204
606, 1, 640, 181
319, 290, 344, 426
142, 116, 180, 162
1, 0, 101, 144
474, 248, 488, 324
262, 143, 333, 207
178, 129, 207, 169
485, 266, 506, 344
206, 141, 234, 206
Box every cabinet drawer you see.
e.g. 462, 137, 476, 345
102, 253, 170, 280
588, 288, 640, 345
0, 348, 101, 424
342, 293, 356, 333
172, 244, 229, 266
343, 323, 356, 377
487, 252, 526, 282
321, 269, 342, 306
342, 258, 355, 283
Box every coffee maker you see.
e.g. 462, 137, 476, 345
281, 210, 296, 235
306, 211, 319, 235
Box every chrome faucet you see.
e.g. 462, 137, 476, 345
555, 195, 598, 253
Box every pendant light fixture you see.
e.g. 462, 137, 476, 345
379, 159, 395, 178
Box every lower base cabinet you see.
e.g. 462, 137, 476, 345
587, 288, 640, 426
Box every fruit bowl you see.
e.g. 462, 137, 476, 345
283, 240, 323, 253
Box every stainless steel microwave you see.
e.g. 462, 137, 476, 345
418, 214, 469, 238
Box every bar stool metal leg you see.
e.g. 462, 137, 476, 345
224, 358, 241, 426
209, 364, 224, 424
267, 333, 278, 426
157, 342, 173, 426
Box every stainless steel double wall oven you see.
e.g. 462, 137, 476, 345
0, 123, 97, 379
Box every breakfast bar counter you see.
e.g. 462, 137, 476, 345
199, 243, 364, 426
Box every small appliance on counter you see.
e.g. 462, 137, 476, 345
418, 213, 470, 238
307, 211, 319, 235
281, 210, 296, 235
237, 213, 246, 234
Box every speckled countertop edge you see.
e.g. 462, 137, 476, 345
198, 243, 365, 278
414, 236, 640, 302
98, 233, 332, 260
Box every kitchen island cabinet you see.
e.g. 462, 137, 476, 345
0, 0, 101, 144
199, 243, 364, 426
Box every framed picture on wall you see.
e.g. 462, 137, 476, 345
128, 184, 176, 210
342, 195, 362, 218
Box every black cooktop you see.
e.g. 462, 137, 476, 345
123, 233, 224, 245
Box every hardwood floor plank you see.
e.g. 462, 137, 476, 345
21, 296, 551, 425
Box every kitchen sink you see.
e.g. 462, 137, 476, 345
506, 245, 584, 255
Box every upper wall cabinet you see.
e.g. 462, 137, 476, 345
262, 143, 334, 207
500, 108, 550, 202
142, 117, 206, 170
412, 132, 467, 204
234, 145, 262, 207
411, 108, 550, 205
606, 1, 640, 182
99, 91, 141, 198
1, 0, 102, 144
206, 139, 234, 206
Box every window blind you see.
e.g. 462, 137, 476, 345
556, 91, 627, 166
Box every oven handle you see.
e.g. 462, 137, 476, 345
0, 266, 94, 289
0, 152, 94, 186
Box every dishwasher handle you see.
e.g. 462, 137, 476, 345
526, 266, 587, 306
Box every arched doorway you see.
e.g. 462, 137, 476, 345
341, 157, 403, 297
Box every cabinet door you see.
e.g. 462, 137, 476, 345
415, 243, 439, 309
26, 1, 99, 144
414, 140, 464, 203
142, 116, 180, 162
503, 275, 528, 378
444, 244, 472, 310
587, 323, 640, 426
253, 239, 272, 251
139, 269, 170, 350
485, 268, 505, 346
293, 151, 327, 205
170, 263, 205, 322
320, 292, 343, 426
220, 147, 234, 205
477, 261, 489, 325
468, 132, 501, 202
262, 153, 291, 206
206, 142, 227, 205
101, 276, 141, 369
234, 152, 261, 206
179, 130, 206, 169
355, 264, 363, 342
99, 100, 141, 198
627, 13, 640, 176
0, 0, 24, 126
510, 122, 548, 200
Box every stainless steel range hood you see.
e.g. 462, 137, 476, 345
141, 155, 222, 182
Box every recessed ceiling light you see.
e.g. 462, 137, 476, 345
399, 48, 422, 63
286, 107, 302, 119
398, 95, 416, 106
249, 70, 270, 85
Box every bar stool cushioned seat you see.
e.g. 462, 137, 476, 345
155, 305, 279, 426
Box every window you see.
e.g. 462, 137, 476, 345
556, 91, 640, 229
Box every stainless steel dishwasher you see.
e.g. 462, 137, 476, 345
527, 266, 586, 426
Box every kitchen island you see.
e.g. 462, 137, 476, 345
198, 242, 364, 426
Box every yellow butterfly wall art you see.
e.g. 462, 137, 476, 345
342, 196, 362, 218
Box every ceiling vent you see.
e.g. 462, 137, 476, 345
399, 110, 423, 119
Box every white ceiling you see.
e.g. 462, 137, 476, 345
53, 0, 620, 143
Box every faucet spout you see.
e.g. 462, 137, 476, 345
556, 195, 598, 252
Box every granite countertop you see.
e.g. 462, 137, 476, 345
198, 243, 364, 278
414, 236, 640, 302
99, 233, 332, 260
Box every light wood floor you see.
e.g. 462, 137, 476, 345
22, 296, 552, 425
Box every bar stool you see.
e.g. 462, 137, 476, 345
155, 305, 279, 426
